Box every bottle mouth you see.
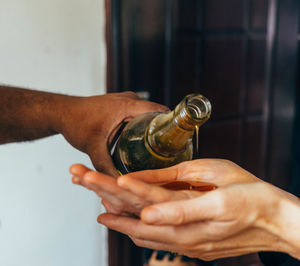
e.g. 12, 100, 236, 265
173, 93, 212, 130
186, 94, 212, 121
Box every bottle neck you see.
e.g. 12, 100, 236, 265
146, 94, 211, 158
146, 112, 194, 158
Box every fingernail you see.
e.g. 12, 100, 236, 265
69, 166, 75, 174
142, 208, 162, 224
69, 164, 78, 175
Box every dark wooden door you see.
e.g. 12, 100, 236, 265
105, 0, 300, 265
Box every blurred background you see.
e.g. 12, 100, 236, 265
0, 0, 107, 266
1, 0, 300, 266
106, 0, 300, 265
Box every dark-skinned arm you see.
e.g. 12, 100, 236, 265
0, 86, 67, 143
0, 85, 168, 175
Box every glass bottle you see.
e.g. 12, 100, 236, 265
111, 94, 212, 266
112, 94, 212, 175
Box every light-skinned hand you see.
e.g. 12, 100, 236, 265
70, 159, 259, 216
86, 159, 300, 261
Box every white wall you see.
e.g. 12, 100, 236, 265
0, 0, 107, 266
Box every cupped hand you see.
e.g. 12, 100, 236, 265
70, 164, 204, 216
61, 91, 168, 176
70, 159, 260, 216
98, 182, 294, 260
71, 158, 300, 260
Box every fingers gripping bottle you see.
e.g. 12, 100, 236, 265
112, 94, 212, 174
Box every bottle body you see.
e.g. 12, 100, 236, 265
112, 94, 211, 174
113, 112, 193, 173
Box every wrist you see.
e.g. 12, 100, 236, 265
48, 94, 82, 134
255, 183, 300, 259
277, 191, 300, 258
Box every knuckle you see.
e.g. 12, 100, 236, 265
122, 91, 139, 99
124, 98, 140, 112
200, 242, 214, 253
172, 206, 186, 225
213, 191, 227, 215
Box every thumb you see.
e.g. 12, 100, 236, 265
135, 100, 170, 114
140, 191, 222, 225
126, 100, 170, 119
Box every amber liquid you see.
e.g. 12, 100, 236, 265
195, 125, 199, 156
162, 181, 216, 191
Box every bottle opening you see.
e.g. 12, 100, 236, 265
186, 95, 212, 120
173, 93, 212, 130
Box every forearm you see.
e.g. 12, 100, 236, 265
0, 85, 75, 144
